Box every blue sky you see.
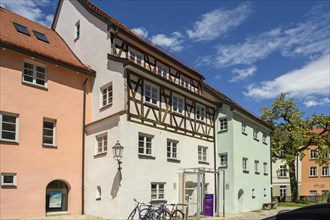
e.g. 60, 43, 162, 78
1, 0, 329, 118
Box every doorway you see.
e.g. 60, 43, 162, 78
45, 180, 69, 213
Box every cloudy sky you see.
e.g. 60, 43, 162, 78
1, 0, 329, 118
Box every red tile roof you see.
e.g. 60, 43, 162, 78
203, 82, 272, 129
0, 7, 95, 75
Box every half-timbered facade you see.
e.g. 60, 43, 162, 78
53, 0, 217, 219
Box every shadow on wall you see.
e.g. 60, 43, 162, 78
111, 169, 122, 199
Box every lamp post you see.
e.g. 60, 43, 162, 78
112, 140, 124, 170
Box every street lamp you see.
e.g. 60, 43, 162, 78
112, 140, 124, 170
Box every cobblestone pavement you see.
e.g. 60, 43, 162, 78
19, 206, 299, 220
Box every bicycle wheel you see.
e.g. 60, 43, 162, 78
140, 208, 153, 220
158, 210, 171, 220
172, 210, 184, 220
128, 209, 137, 220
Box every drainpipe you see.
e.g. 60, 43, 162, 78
213, 103, 221, 216
82, 76, 88, 214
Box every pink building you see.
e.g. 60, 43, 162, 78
0, 7, 95, 219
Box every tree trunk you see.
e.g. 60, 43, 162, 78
288, 160, 298, 202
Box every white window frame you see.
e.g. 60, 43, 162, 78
254, 160, 260, 174
321, 166, 329, 176
95, 133, 108, 155
180, 75, 190, 88
144, 83, 159, 106
309, 166, 317, 177
278, 164, 288, 178
172, 94, 184, 114
138, 133, 153, 156
1, 173, 17, 186
263, 162, 268, 175
128, 48, 144, 66
198, 146, 207, 162
309, 190, 317, 196
151, 183, 165, 200
0, 112, 19, 143
219, 118, 228, 132
242, 157, 248, 171
253, 128, 259, 140
252, 189, 255, 198
280, 185, 286, 197
74, 21, 80, 40
262, 133, 267, 144
241, 121, 247, 134
156, 62, 169, 78
310, 149, 317, 160
167, 139, 178, 159
100, 82, 113, 108
196, 104, 205, 121
43, 119, 56, 146
219, 153, 228, 167
22, 61, 47, 88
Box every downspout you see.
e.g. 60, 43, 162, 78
213, 103, 221, 216
270, 133, 273, 202
82, 76, 88, 214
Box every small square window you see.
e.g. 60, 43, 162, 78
242, 158, 248, 172
100, 83, 113, 108
96, 133, 108, 155
196, 104, 205, 121
13, 22, 30, 36
167, 139, 178, 159
172, 94, 184, 114
241, 121, 247, 134
310, 149, 317, 159
198, 146, 207, 162
253, 128, 259, 140
0, 113, 19, 142
1, 173, 17, 186
254, 160, 260, 174
33, 30, 49, 43
22, 61, 47, 87
151, 183, 165, 200
219, 153, 228, 167
309, 166, 317, 177
139, 133, 153, 156
43, 119, 56, 146
219, 118, 228, 132
144, 83, 158, 105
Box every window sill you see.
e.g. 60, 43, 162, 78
94, 152, 107, 158
243, 170, 249, 174
167, 158, 181, 163
278, 177, 289, 179
321, 176, 330, 178
255, 172, 260, 175
0, 139, 19, 145
219, 165, 227, 169
254, 138, 260, 142
144, 102, 159, 109
172, 111, 184, 117
263, 142, 268, 145
100, 104, 112, 112
309, 176, 318, 178
218, 129, 228, 134
43, 144, 57, 149
196, 119, 206, 124
138, 154, 156, 160
242, 132, 248, 136
198, 161, 209, 165
264, 173, 268, 176
22, 81, 48, 90
1, 185, 17, 188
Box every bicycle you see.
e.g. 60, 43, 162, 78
164, 203, 185, 220
127, 198, 153, 220
150, 202, 171, 220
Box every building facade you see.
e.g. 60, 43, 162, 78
301, 146, 330, 200
205, 85, 272, 212
0, 7, 94, 219
53, 0, 217, 219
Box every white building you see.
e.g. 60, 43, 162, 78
53, 0, 217, 219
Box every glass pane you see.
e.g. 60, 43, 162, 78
43, 136, 53, 144
2, 131, 15, 140
3, 175, 14, 183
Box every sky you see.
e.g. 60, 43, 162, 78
1, 0, 329, 118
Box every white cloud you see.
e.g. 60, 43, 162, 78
304, 96, 330, 107
186, 2, 252, 41
0, 0, 53, 27
244, 54, 330, 103
197, 3, 330, 68
132, 27, 148, 38
229, 66, 257, 82
150, 32, 184, 52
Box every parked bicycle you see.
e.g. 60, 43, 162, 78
127, 198, 153, 220
164, 203, 185, 220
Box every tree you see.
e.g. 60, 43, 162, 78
260, 94, 330, 202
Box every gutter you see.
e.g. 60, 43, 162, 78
81, 76, 88, 214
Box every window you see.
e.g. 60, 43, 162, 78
156, 62, 169, 78
278, 165, 288, 178
167, 139, 178, 159
309, 190, 317, 196
253, 128, 258, 140
144, 83, 158, 105
43, 120, 56, 146
254, 160, 260, 174
198, 146, 207, 162
219, 118, 228, 132
23, 62, 47, 87
75, 21, 80, 40
279, 150, 285, 157
1, 173, 17, 186
151, 183, 165, 200
196, 104, 205, 121
310, 149, 317, 159
0, 113, 18, 142
13, 22, 30, 35
138, 134, 153, 156
321, 166, 329, 176
264, 188, 267, 197
33, 30, 49, 43
101, 83, 113, 108
309, 166, 317, 177
180, 75, 189, 88
280, 186, 287, 197
263, 162, 268, 175
252, 189, 255, 198
172, 95, 184, 114
96, 133, 107, 155
242, 158, 248, 172
241, 121, 247, 134
129, 48, 144, 66
219, 153, 228, 167
262, 133, 267, 144
96, 186, 101, 200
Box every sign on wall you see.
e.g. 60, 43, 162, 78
49, 191, 62, 208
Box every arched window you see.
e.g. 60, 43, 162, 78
46, 180, 69, 213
